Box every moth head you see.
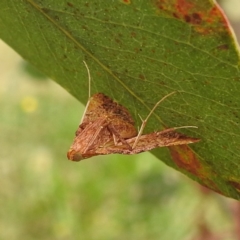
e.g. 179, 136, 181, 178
67, 150, 84, 161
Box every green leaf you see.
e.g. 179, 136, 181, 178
1, 0, 240, 199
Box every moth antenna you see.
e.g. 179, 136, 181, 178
173, 126, 198, 130
137, 113, 144, 122
132, 91, 176, 149
159, 125, 198, 134
83, 60, 91, 100
81, 61, 92, 123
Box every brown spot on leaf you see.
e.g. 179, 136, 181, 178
198, 6, 230, 34
192, 13, 202, 24
67, 2, 74, 7
131, 32, 136, 38
169, 145, 225, 195
217, 44, 229, 50
121, 0, 131, 4
139, 74, 145, 80
152, 1, 229, 35
134, 48, 142, 53
201, 181, 224, 195
172, 12, 179, 18
229, 181, 240, 193
41, 8, 49, 13
184, 15, 191, 23
115, 38, 121, 44
169, 145, 203, 176
175, 0, 193, 16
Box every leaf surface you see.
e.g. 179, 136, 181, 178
1, 0, 240, 199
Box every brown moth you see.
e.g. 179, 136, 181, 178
67, 62, 200, 161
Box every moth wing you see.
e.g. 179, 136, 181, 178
127, 130, 200, 154
67, 117, 108, 161
95, 129, 200, 155
82, 93, 137, 139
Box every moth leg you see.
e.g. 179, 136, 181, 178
112, 133, 118, 146
132, 91, 176, 149
107, 124, 132, 150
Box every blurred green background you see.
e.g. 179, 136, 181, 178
1, 1, 240, 239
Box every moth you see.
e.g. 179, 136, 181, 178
67, 62, 200, 161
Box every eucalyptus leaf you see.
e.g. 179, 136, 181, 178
1, 0, 240, 199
